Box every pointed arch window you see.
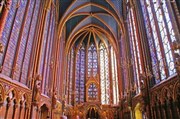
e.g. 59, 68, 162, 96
0, 0, 41, 86
66, 48, 74, 105
75, 46, 85, 104
2, 0, 28, 76
66, 41, 120, 105
140, 0, 176, 83
100, 43, 110, 104
111, 48, 119, 105
127, 8, 142, 94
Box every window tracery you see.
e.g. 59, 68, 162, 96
100, 43, 110, 104
111, 48, 119, 105
0, 0, 42, 85
75, 46, 85, 104
88, 44, 98, 77
88, 83, 98, 100
66, 42, 119, 105
127, 8, 142, 94
140, 0, 177, 83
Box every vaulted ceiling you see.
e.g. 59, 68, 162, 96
58, 0, 124, 52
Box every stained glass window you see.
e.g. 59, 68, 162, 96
0, 0, 18, 65
88, 83, 98, 100
66, 48, 74, 105
0, 0, 41, 86
65, 51, 70, 102
21, 0, 41, 85
127, 8, 142, 93
88, 44, 98, 77
42, 9, 55, 96
14, 0, 36, 82
2, 0, 28, 76
39, 10, 51, 76
70, 49, 74, 104
75, 46, 85, 104
66, 42, 119, 105
100, 43, 110, 104
39, 9, 51, 95
140, 0, 176, 83
111, 48, 119, 105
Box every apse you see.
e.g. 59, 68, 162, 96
65, 29, 119, 105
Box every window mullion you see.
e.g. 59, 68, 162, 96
103, 49, 107, 104
127, 13, 137, 89
129, 10, 140, 93
131, 8, 146, 93
68, 52, 71, 104
114, 52, 119, 103
78, 51, 81, 104
113, 51, 117, 104
67, 53, 70, 104
131, 8, 144, 74
91, 51, 93, 76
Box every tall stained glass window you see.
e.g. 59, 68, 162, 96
42, 8, 55, 95
111, 48, 119, 105
88, 44, 98, 77
140, 0, 176, 83
75, 46, 85, 104
13, 0, 35, 82
66, 48, 74, 105
100, 43, 110, 104
2, 0, 28, 76
20, 0, 41, 85
127, 8, 142, 94
0, 0, 41, 86
0, 0, 18, 65
66, 41, 119, 105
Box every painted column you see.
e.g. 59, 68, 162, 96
0, 0, 11, 38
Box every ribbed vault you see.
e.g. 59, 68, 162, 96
58, 0, 124, 53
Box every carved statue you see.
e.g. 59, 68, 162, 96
171, 41, 180, 77
0, 0, 10, 16
0, 0, 5, 15
139, 74, 148, 109
34, 75, 42, 103
52, 91, 57, 108
62, 99, 65, 112
174, 53, 180, 74
139, 74, 146, 90
171, 41, 180, 51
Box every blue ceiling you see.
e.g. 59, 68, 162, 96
59, 0, 123, 48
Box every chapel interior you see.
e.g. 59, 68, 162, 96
0, 0, 180, 119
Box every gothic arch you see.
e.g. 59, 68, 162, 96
161, 87, 173, 103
